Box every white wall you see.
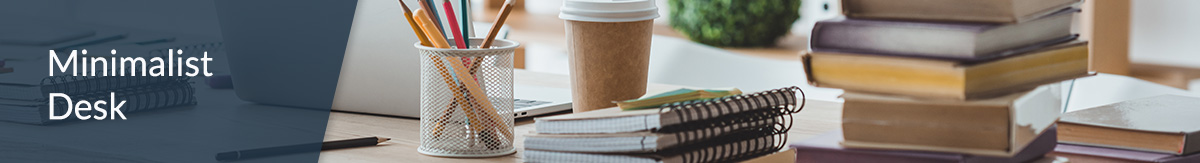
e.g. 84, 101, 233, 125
1130, 0, 1200, 68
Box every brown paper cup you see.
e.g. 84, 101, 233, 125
565, 20, 655, 112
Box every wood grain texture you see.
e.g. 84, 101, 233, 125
317, 70, 843, 162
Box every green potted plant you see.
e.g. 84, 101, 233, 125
668, 0, 801, 47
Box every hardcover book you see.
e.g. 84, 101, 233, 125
1053, 143, 1200, 163
791, 127, 1057, 163
841, 0, 1079, 23
1058, 95, 1200, 155
802, 41, 1088, 100
810, 8, 1077, 60
840, 85, 1061, 157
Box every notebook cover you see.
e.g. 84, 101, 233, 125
791, 127, 1057, 163
1054, 144, 1200, 163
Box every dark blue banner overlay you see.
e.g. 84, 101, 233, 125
0, 0, 356, 162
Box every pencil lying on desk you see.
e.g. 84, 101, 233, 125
215, 137, 390, 161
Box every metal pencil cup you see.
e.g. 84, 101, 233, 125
416, 38, 518, 157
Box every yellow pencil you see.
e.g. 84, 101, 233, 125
415, 9, 451, 49
417, 8, 469, 137
399, 0, 432, 46
439, 56, 512, 139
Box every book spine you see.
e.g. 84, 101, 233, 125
659, 86, 804, 126
36, 81, 196, 124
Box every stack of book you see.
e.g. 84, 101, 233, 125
0, 60, 196, 125
1053, 95, 1200, 162
523, 87, 804, 163
795, 0, 1086, 162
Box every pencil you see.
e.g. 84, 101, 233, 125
398, 0, 432, 46
470, 0, 515, 75
419, 10, 512, 140
418, 8, 470, 138
418, 0, 447, 42
215, 137, 389, 161
461, 0, 472, 44
440, 56, 513, 139
478, 0, 514, 48
414, 9, 452, 49
440, 0, 468, 49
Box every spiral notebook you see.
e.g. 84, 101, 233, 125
524, 128, 788, 163
533, 87, 805, 134
525, 107, 788, 153
0, 81, 197, 125
0, 76, 190, 101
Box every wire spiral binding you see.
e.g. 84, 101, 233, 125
656, 107, 787, 151
657, 86, 806, 126
663, 126, 787, 163
650, 86, 804, 163
44, 81, 196, 122
39, 76, 190, 100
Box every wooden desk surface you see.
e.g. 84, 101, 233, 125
318, 70, 842, 162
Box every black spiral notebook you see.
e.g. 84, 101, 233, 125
533, 87, 805, 134
524, 87, 805, 163
0, 81, 196, 125
1, 76, 191, 101
525, 107, 790, 153
525, 127, 789, 163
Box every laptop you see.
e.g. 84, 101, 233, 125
214, 0, 571, 118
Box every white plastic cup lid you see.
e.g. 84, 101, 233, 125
560, 0, 659, 23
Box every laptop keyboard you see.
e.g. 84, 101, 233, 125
514, 99, 552, 109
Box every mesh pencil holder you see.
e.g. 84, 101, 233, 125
416, 38, 518, 157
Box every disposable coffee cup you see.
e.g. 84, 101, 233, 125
560, 0, 659, 112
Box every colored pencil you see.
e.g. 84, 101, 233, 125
414, 9, 451, 49
398, 0, 432, 46
441, 0, 468, 49
418, 0, 447, 42
461, 0, 472, 43
417, 9, 512, 141
478, 0, 514, 48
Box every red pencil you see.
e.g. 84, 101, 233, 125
440, 0, 468, 49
